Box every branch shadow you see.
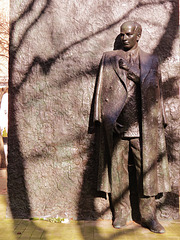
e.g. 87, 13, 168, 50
8, 0, 179, 240
8, 0, 53, 239
10, 0, 172, 93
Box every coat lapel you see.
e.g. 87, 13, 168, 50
139, 49, 153, 83
110, 50, 127, 89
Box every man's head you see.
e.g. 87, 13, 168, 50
120, 21, 142, 51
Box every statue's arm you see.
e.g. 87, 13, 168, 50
88, 54, 105, 134
93, 54, 106, 123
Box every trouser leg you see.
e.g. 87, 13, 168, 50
130, 138, 156, 218
139, 196, 156, 221
111, 136, 130, 227
129, 138, 143, 196
130, 138, 165, 233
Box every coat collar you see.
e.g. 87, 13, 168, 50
110, 48, 153, 84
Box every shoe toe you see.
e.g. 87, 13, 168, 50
142, 219, 165, 234
113, 218, 127, 229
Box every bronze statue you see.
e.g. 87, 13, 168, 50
90, 21, 171, 233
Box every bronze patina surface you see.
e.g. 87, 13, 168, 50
90, 21, 171, 233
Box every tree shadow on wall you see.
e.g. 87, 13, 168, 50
8, 1, 54, 239
8, 0, 179, 240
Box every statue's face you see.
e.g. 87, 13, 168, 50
120, 23, 140, 50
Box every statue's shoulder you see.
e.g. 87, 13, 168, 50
139, 48, 158, 61
139, 49, 160, 72
102, 49, 126, 59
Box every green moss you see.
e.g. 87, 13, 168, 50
30, 217, 68, 223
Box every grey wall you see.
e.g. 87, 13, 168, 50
8, 0, 179, 220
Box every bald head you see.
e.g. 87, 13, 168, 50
121, 21, 142, 37
120, 21, 142, 50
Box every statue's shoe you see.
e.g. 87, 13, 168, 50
112, 216, 127, 229
141, 219, 165, 233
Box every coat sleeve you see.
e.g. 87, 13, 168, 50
88, 54, 105, 134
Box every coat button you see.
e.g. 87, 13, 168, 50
110, 86, 113, 90
105, 98, 109, 102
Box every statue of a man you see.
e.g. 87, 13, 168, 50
89, 21, 171, 233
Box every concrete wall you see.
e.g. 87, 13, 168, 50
8, 0, 179, 220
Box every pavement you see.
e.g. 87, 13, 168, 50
0, 168, 180, 240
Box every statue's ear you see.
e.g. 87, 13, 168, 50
137, 34, 141, 42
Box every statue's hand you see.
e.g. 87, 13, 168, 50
119, 58, 130, 71
119, 58, 140, 83
127, 71, 140, 83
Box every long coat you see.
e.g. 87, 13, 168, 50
90, 48, 171, 196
